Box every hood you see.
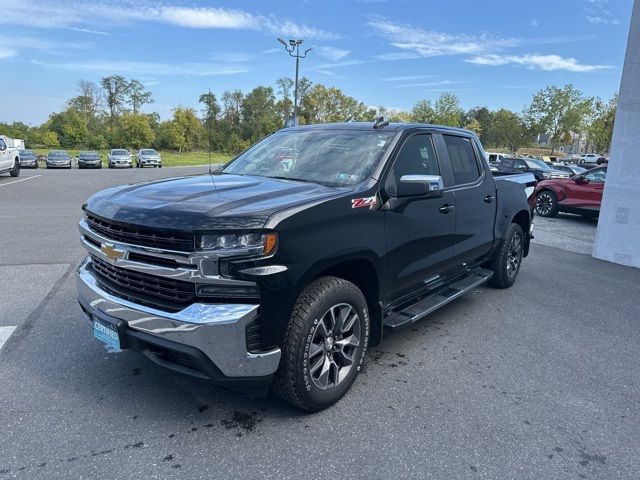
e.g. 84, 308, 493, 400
84, 173, 351, 231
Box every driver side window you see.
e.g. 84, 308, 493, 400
388, 134, 439, 194
0, 138, 6, 151
585, 169, 606, 183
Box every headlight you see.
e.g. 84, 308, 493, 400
199, 232, 278, 256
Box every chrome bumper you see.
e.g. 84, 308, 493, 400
76, 257, 281, 378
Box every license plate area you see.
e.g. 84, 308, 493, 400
93, 313, 126, 350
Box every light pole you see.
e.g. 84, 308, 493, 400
278, 38, 313, 126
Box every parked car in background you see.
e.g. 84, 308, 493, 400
18, 149, 38, 168
107, 149, 133, 168
579, 154, 600, 167
136, 149, 162, 168
0, 135, 21, 177
596, 156, 608, 165
46, 150, 72, 169
494, 157, 570, 182
541, 156, 558, 164
486, 152, 509, 163
78, 151, 102, 169
534, 167, 607, 218
552, 164, 587, 177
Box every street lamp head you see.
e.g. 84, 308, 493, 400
289, 39, 296, 46
296, 39, 304, 46
304, 48, 314, 56
277, 38, 287, 47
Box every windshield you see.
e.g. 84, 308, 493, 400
223, 129, 396, 186
571, 166, 587, 174
48, 151, 67, 158
524, 159, 551, 171
19, 150, 33, 155
112, 149, 128, 155
140, 149, 157, 155
80, 151, 98, 157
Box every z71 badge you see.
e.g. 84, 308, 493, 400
351, 196, 377, 209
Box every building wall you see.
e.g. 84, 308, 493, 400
593, 0, 640, 268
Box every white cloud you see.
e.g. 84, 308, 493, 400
380, 75, 438, 82
466, 54, 612, 72
317, 46, 351, 61
0, 48, 16, 59
0, 0, 337, 40
368, 19, 518, 58
586, 16, 620, 25
68, 27, 111, 36
395, 80, 471, 88
530, 19, 539, 27
31, 59, 248, 76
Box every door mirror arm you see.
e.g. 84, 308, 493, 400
382, 175, 445, 212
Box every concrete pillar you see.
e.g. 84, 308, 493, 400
593, 0, 640, 268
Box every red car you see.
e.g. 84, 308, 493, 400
534, 167, 607, 218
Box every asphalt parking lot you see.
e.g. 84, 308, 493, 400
1, 168, 639, 479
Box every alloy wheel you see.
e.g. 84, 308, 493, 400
308, 303, 361, 391
536, 192, 553, 216
507, 233, 522, 277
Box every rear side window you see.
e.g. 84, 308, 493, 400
443, 135, 481, 185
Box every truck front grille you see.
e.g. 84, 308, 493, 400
89, 255, 195, 311
85, 213, 194, 252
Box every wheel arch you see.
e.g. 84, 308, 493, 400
311, 257, 384, 346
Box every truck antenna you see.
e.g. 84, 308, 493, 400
373, 115, 389, 129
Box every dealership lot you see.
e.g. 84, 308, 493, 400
1, 168, 639, 479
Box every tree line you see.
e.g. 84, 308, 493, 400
0, 76, 617, 155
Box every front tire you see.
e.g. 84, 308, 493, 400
535, 190, 558, 217
274, 277, 369, 412
489, 223, 524, 289
9, 159, 20, 177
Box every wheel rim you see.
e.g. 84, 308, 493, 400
308, 303, 361, 391
536, 192, 553, 215
507, 233, 523, 277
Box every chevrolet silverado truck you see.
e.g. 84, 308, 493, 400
77, 122, 534, 411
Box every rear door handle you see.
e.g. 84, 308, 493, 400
439, 204, 455, 214
484, 195, 495, 203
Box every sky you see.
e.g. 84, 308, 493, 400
0, 0, 633, 125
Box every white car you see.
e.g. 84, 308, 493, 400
486, 152, 509, 163
135, 149, 162, 168
107, 149, 133, 168
0, 135, 21, 177
579, 154, 600, 166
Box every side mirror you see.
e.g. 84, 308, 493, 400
574, 175, 586, 183
516, 165, 527, 171
0, 143, 6, 152
397, 175, 444, 198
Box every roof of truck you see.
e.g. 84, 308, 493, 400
284, 122, 476, 135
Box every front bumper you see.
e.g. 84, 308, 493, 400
79, 160, 101, 167
20, 159, 37, 167
47, 162, 71, 168
139, 159, 161, 166
76, 257, 281, 383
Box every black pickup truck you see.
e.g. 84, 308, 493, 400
77, 122, 534, 411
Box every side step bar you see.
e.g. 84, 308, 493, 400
383, 268, 494, 330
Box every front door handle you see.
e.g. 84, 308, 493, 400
439, 204, 455, 214
484, 194, 495, 203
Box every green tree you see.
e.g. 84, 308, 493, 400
411, 100, 435, 123
526, 84, 593, 154
432, 92, 463, 126
127, 79, 153, 114
463, 118, 482, 136
300, 84, 374, 124
171, 107, 202, 153
47, 108, 89, 147
241, 86, 280, 142
491, 109, 534, 153
587, 94, 616, 153
465, 107, 494, 146
67, 80, 102, 132
116, 114, 155, 149
100, 75, 129, 127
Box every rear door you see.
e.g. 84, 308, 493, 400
384, 132, 457, 302
437, 133, 497, 265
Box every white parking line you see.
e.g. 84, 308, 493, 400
0, 175, 42, 187
0, 326, 17, 351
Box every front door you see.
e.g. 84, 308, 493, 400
384, 132, 457, 303
564, 167, 607, 212
0, 138, 11, 171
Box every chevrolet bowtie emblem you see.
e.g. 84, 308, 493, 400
100, 243, 127, 261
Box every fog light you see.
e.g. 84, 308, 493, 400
196, 284, 259, 298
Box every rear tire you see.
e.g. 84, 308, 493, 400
489, 223, 524, 289
273, 277, 369, 412
535, 190, 558, 217
9, 159, 20, 177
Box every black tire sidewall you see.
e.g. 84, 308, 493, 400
290, 280, 369, 410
